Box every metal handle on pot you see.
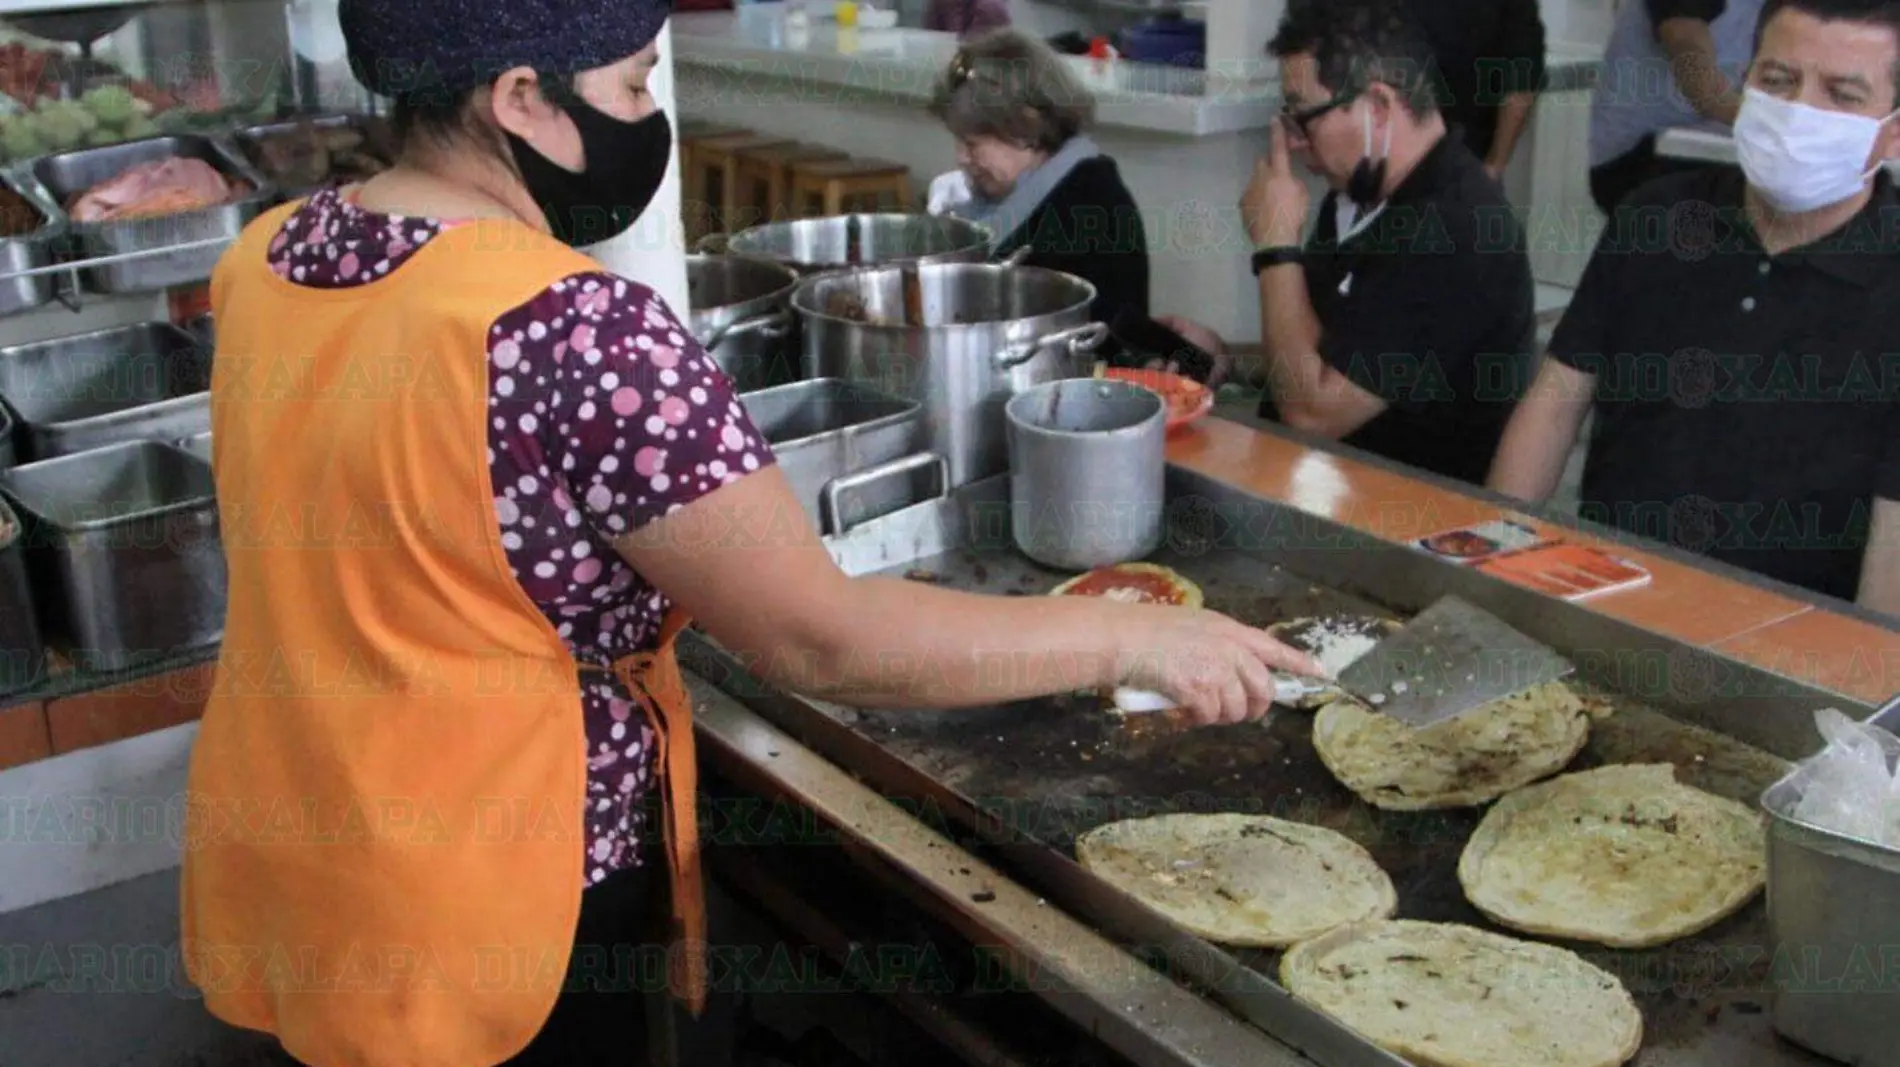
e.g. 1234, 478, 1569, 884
819, 452, 950, 537
701, 308, 791, 350
994, 321, 1110, 370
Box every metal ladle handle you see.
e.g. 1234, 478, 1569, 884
699, 308, 790, 351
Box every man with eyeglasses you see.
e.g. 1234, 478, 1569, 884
1161, 0, 1534, 486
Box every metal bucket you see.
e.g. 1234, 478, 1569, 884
0, 440, 225, 672
1006, 378, 1165, 571
687, 254, 798, 393
1762, 694, 1900, 1067
793, 263, 1107, 488
739, 377, 933, 534
724, 213, 993, 274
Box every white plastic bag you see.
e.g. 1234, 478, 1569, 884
1791, 708, 1900, 845
927, 170, 972, 215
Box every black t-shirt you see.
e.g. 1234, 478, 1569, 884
1403, 0, 1547, 160
1547, 166, 1900, 601
1259, 136, 1536, 486
994, 155, 1150, 327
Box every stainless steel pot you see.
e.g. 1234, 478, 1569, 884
722, 214, 994, 273
687, 254, 798, 393
793, 263, 1108, 487
1006, 378, 1166, 571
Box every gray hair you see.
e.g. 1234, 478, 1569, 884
927, 29, 1095, 152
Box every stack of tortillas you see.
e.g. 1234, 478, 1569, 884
1281, 920, 1643, 1067
1458, 763, 1767, 948
1312, 681, 1591, 810
1074, 813, 1396, 946
1265, 614, 1403, 709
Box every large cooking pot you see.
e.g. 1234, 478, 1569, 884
721, 213, 995, 274
792, 263, 1109, 487
686, 254, 798, 393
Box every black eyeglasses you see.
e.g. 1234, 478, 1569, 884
1280, 89, 1360, 137
947, 50, 975, 89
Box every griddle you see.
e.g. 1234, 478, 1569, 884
683, 474, 1832, 1067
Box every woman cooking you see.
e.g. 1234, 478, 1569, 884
178, 1, 1323, 1064
927, 30, 1150, 325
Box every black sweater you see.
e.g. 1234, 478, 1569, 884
990, 156, 1150, 326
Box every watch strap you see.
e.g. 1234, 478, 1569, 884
1252, 245, 1302, 275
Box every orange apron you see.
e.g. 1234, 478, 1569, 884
180, 201, 706, 1067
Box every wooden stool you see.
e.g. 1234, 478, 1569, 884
678, 125, 754, 244
730, 142, 850, 226
789, 158, 914, 217
687, 133, 795, 238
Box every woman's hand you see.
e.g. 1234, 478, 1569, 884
1150, 315, 1235, 388
1115, 605, 1327, 726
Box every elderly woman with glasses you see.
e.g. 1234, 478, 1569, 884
927, 29, 1149, 326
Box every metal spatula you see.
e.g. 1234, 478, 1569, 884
1332, 596, 1575, 729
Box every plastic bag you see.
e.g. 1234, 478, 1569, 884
926, 170, 972, 216
1790, 708, 1900, 846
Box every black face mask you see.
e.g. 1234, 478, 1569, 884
1345, 107, 1392, 208
506, 95, 673, 247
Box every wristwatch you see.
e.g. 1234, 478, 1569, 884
1251, 245, 1302, 275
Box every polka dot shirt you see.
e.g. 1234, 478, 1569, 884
267, 187, 776, 885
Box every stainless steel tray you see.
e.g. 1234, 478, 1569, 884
739, 377, 933, 533
684, 463, 1855, 1067
0, 172, 64, 318
233, 113, 392, 199
0, 493, 45, 697
1761, 695, 1900, 1067
0, 321, 212, 462
0, 439, 225, 672
25, 134, 275, 293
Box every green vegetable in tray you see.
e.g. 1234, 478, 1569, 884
80, 85, 138, 127
119, 115, 158, 140
0, 121, 41, 160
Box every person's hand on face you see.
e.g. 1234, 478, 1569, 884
1241, 120, 1311, 248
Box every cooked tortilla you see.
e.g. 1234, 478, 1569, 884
1281, 920, 1643, 1067
1458, 763, 1766, 948
1074, 813, 1396, 947
1312, 682, 1590, 810
1265, 614, 1403, 709
1048, 561, 1204, 609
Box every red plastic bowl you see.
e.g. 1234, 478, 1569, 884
1103, 367, 1214, 432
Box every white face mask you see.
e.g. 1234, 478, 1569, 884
1734, 86, 1898, 213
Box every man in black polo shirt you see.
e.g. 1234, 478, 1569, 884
1162, 0, 1535, 486
1488, 0, 1900, 611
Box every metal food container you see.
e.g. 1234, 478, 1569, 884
793, 263, 1107, 488
27, 134, 275, 293
0, 440, 225, 672
0, 403, 14, 470
687, 253, 798, 393
738, 377, 932, 533
0, 172, 64, 318
234, 113, 393, 198
724, 214, 993, 274
1762, 695, 1900, 1067
1006, 378, 1166, 571
0, 493, 45, 697
0, 321, 212, 462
